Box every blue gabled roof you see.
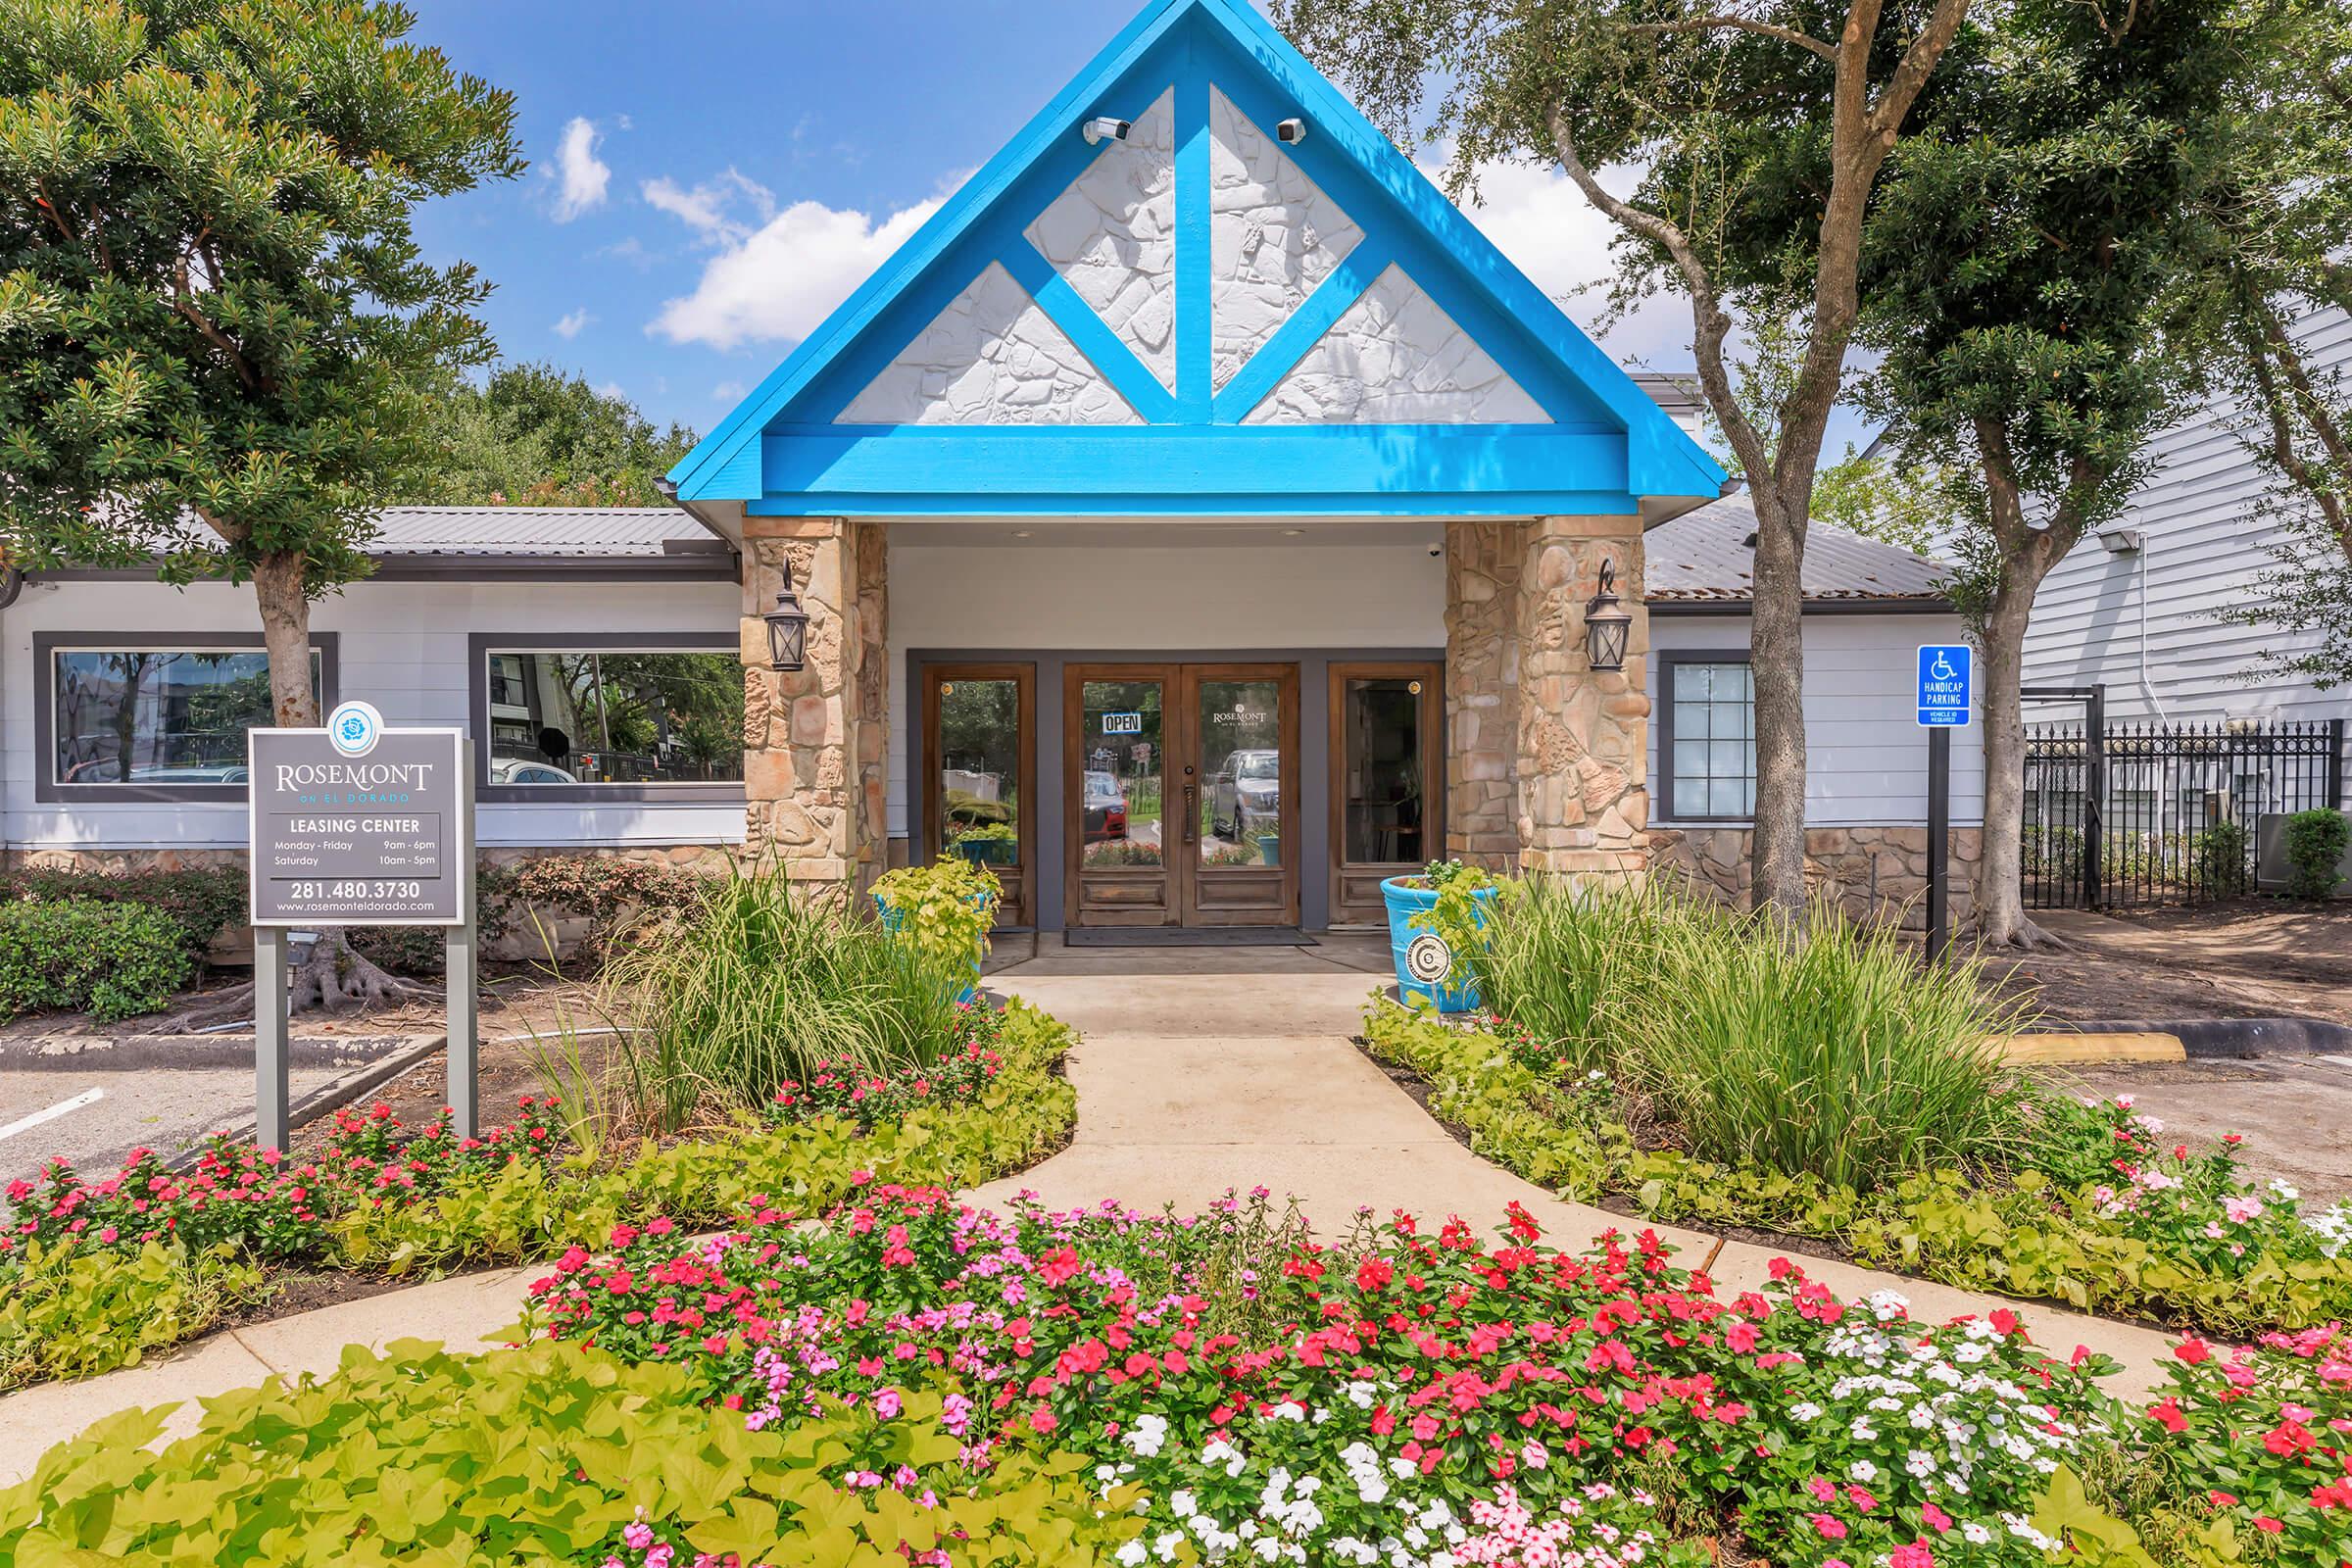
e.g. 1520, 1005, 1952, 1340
668, 0, 1725, 517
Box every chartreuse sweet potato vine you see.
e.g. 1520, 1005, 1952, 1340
1361, 1001, 2352, 1340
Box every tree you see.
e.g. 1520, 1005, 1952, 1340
1850, 0, 2260, 946
0, 0, 520, 1005
1274, 0, 1977, 911
397, 363, 698, 509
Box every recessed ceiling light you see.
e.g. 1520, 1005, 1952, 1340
1012, 529, 1033, 538
1283, 528, 1304, 536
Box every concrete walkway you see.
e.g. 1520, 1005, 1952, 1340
0, 951, 2185, 1487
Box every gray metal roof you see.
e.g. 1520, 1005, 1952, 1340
368, 506, 717, 558
1644, 490, 1946, 604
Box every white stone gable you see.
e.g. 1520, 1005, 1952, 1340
836, 262, 1143, 425
1241, 265, 1550, 424
1208, 86, 1364, 390
1024, 88, 1177, 390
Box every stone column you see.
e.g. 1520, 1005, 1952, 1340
1444, 520, 1520, 869
739, 516, 888, 895
1513, 515, 1650, 879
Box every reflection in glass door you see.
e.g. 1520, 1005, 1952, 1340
1189, 668, 1296, 924
1064, 663, 1299, 928
924, 664, 1033, 928
1329, 662, 1443, 926
1068, 670, 1171, 926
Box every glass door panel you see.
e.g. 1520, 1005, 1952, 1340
1068, 670, 1173, 926
1329, 662, 1442, 925
925, 664, 1032, 928
1197, 679, 1285, 868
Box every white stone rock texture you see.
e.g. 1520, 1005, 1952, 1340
1242, 265, 1550, 424
1024, 87, 1177, 390
1208, 86, 1364, 391
837, 262, 1142, 425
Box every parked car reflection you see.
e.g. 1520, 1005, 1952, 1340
1210, 748, 1280, 842
1082, 769, 1128, 842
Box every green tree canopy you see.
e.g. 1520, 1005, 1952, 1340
0, 0, 521, 726
398, 363, 699, 509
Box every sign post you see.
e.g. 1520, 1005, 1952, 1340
1915, 645, 1975, 963
247, 701, 475, 1148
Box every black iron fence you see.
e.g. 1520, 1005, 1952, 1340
2022, 700, 2345, 910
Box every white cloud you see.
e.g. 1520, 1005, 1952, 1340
595, 381, 626, 402
1433, 155, 1695, 367
553, 117, 612, 221
711, 379, 747, 402
645, 176, 949, 351
553, 308, 594, 339
641, 169, 776, 245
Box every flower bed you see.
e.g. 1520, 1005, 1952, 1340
0, 999, 1078, 1393
1362, 1001, 2352, 1342
6, 1186, 2138, 1566
765, 1000, 1005, 1130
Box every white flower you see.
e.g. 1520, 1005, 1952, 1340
1116, 1542, 1148, 1566
1789, 1400, 1824, 1423
1124, 1413, 1169, 1458
1171, 1491, 1197, 1519
1848, 1459, 1880, 1484
1154, 1531, 1185, 1561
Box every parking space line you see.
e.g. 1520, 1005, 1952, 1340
0, 1087, 105, 1144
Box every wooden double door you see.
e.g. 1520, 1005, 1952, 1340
1065, 662, 1300, 927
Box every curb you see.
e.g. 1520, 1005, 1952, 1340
1999, 1031, 2183, 1066
167, 1032, 448, 1168
2036, 1017, 2352, 1058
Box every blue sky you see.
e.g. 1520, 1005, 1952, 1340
406, 0, 1778, 447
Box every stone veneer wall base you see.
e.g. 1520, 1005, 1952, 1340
1649, 825, 1985, 929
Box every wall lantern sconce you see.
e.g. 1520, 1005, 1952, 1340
763, 565, 810, 672
1584, 559, 1632, 672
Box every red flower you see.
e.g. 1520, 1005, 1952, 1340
2148, 1398, 2187, 1434
2175, 1337, 2213, 1364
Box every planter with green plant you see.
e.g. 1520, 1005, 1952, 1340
946, 818, 1019, 866
1381, 858, 1503, 1011
871, 853, 1002, 1004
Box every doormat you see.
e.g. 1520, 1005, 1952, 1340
1063, 927, 1316, 948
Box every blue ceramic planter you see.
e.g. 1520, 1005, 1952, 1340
1380, 875, 1496, 1012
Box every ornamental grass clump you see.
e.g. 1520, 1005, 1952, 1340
1626, 898, 2034, 1192
601, 863, 970, 1132
1468, 874, 1688, 1075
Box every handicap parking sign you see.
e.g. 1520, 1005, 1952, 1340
1916, 645, 1974, 727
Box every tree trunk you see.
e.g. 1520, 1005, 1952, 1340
1747, 486, 1811, 913
252, 550, 319, 726
1975, 558, 2065, 949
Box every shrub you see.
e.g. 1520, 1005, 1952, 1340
598, 863, 972, 1132
0, 862, 245, 969
0, 1238, 261, 1390
2282, 808, 2351, 900
354, 854, 714, 974
0, 1339, 1145, 1567
2191, 819, 2252, 898
1624, 897, 2034, 1190
871, 852, 1002, 982
0, 900, 192, 1021
1360, 1001, 2352, 1338
1470, 875, 1684, 1074
766, 999, 1004, 1130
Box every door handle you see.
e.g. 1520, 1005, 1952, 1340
1184, 782, 1199, 845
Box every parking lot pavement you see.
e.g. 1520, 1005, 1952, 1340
0, 1033, 432, 1183
2057, 1053, 2352, 1203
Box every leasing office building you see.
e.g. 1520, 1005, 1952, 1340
1, 0, 1984, 933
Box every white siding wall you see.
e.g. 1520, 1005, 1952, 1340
2, 576, 746, 851
1647, 613, 1985, 826
885, 533, 1447, 838
2023, 305, 2352, 738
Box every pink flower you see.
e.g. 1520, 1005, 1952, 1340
1889, 1543, 1936, 1568
1808, 1513, 1847, 1541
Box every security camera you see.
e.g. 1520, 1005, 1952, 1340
1082, 116, 1131, 146
1427, 542, 1443, 559
1276, 118, 1307, 145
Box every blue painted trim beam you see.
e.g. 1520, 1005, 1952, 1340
745, 492, 1642, 518
760, 424, 1629, 506
1174, 63, 1213, 420
999, 241, 1180, 423
1211, 234, 1393, 423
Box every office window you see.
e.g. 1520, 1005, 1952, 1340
49, 646, 320, 787
483, 649, 742, 786
1664, 659, 1756, 820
